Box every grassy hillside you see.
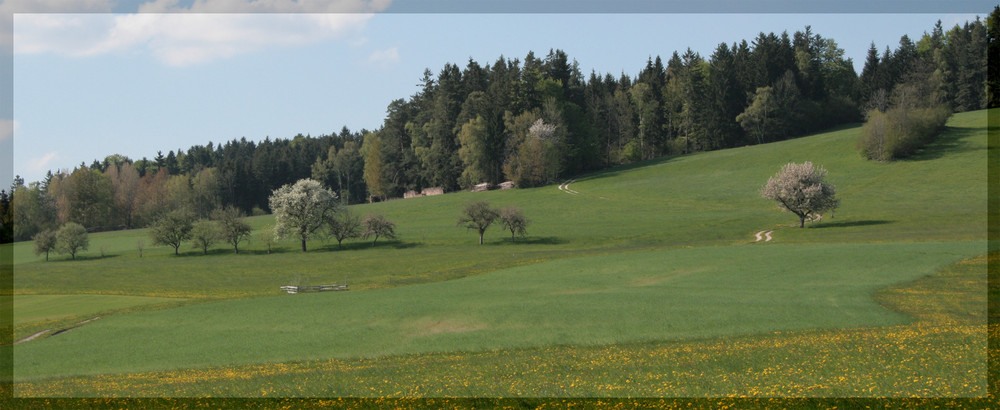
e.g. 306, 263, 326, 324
10, 109, 990, 396
11, 112, 987, 296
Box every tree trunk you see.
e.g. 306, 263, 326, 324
301, 238, 307, 252
800, 215, 805, 228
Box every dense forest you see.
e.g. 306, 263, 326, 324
3, 13, 995, 243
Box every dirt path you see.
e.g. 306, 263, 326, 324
558, 179, 580, 195
15, 316, 101, 345
15, 329, 51, 345
754, 230, 773, 242
753, 213, 823, 242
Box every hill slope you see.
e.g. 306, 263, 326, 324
12, 109, 990, 385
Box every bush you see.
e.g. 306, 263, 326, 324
858, 105, 951, 161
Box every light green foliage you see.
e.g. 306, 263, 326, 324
55, 222, 88, 260
457, 115, 488, 189
149, 208, 194, 255
504, 118, 562, 188
32, 229, 57, 261
212, 206, 252, 254
190, 219, 220, 255
858, 105, 951, 161
737, 86, 776, 145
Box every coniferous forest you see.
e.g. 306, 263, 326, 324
3, 14, 996, 243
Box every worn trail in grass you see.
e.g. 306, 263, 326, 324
9, 110, 990, 396
13, 241, 984, 381
14, 252, 988, 397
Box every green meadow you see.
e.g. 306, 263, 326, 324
9, 109, 991, 397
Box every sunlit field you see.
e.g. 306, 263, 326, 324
10, 109, 991, 399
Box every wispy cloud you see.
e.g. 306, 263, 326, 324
1, 0, 114, 13
27, 151, 59, 173
11, 0, 392, 67
367, 46, 399, 68
0, 119, 16, 142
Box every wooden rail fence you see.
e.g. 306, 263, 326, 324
280, 284, 348, 294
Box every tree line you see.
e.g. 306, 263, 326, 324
5, 16, 993, 243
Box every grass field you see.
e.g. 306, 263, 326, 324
13, 295, 188, 326
8, 109, 991, 398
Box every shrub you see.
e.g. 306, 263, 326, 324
858, 105, 951, 161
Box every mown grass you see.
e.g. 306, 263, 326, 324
12, 240, 985, 382
10, 111, 988, 298
13, 295, 189, 326
13, 252, 988, 398
8, 109, 990, 397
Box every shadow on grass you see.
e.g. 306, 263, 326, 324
49, 253, 117, 262
900, 125, 984, 162
813, 219, 892, 229
488, 236, 566, 246
316, 240, 421, 252
233, 247, 293, 256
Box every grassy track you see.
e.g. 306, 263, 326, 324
9, 109, 990, 396
13, 295, 189, 326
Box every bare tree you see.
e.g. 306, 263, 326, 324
498, 207, 529, 242
761, 162, 839, 228
326, 210, 362, 249
362, 214, 396, 247
458, 200, 499, 245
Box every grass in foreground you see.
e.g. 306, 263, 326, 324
13, 240, 985, 383
13, 253, 988, 398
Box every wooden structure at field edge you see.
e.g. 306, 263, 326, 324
280, 284, 349, 294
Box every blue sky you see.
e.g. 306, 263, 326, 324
3, 0, 994, 185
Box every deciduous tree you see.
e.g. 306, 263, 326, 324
362, 213, 396, 247
458, 200, 499, 245
56, 222, 89, 260
32, 229, 57, 261
150, 208, 194, 255
760, 162, 839, 228
190, 219, 220, 255
326, 210, 362, 249
498, 206, 529, 242
212, 205, 253, 254
269, 179, 340, 252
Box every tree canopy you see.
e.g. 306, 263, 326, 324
269, 178, 341, 252
9, 18, 992, 242
760, 162, 839, 228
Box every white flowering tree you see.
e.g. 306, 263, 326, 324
760, 162, 839, 228
269, 179, 341, 252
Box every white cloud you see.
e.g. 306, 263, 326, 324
367, 46, 399, 67
12, 0, 392, 67
1, 0, 114, 13
27, 151, 59, 173
0, 119, 16, 142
